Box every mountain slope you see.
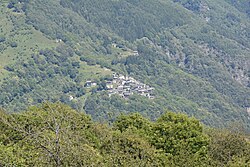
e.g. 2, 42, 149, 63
0, 0, 249, 130
0, 1, 57, 81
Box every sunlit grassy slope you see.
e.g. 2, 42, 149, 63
0, 2, 57, 81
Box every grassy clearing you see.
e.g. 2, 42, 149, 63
79, 61, 112, 82
0, 4, 58, 81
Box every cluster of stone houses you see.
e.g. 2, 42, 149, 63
107, 73, 155, 99
85, 80, 97, 87
83, 73, 155, 99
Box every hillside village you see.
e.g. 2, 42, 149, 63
85, 73, 155, 99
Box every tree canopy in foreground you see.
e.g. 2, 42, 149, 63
0, 103, 249, 166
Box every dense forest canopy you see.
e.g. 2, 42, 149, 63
0, 0, 250, 165
0, 0, 249, 132
0, 103, 249, 166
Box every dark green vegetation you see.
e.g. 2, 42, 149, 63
0, 0, 249, 131
0, 103, 249, 166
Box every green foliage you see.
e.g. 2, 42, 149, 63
152, 112, 209, 155
113, 113, 152, 133
0, 0, 249, 165
101, 130, 170, 167
0, 103, 102, 166
60, 0, 190, 41
207, 129, 250, 166
114, 112, 209, 155
0, 103, 250, 166
0, 0, 250, 132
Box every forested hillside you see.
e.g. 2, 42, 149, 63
0, 103, 249, 166
0, 0, 249, 131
